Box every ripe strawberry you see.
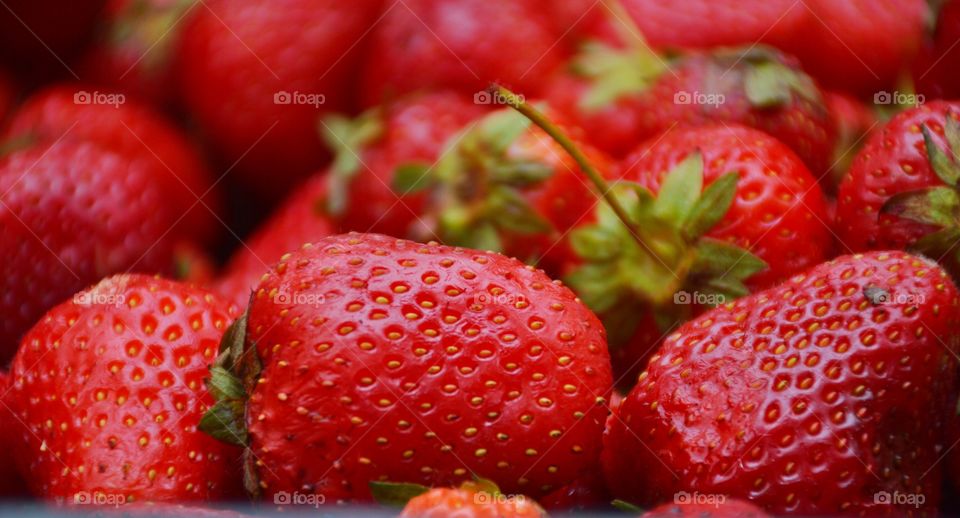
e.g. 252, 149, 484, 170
835, 101, 960, 276
176, 0, 383, 200
201, 233, 613, 502
359, 0, 569, 107
377, 479, 544, 518
543, 45, 835, 178
215, 174, 335, 307
320, 91, 489, 237
3, 84, 221, 244
4, 274, 242, 501
0, 142, 184, 360
915, 0, 960, 99
603, 251, 960, 514
568, 125, 831, 383
639, 499, 771, 518
824, 91, 878, 191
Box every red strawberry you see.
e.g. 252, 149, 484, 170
824, 91, 878, 191
3, 84, 221, 244
4, 274, 242, 501
176, 0, 383, 200
915, 0, 960, 99
381, 479, 544, 518
0, 142, 184, 360
359, 0, 569, 107
201, 233, 613, 502
215, 174, 335, 307
543, 45, 836, 178
639, 499, 771, 518
835, 101, 960, 276
603, 251, 960, 514
320, 91, 489, 237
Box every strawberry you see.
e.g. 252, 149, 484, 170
215, 174, 335, 307
824, 91, 878, 192
543, 44, 835, 179
201, 233, 613, 502
603, 251, 960, 514
537, 470, 610, 512
0, 142, 185, 360
320, 91, 489, 237
375, 479, 544, 518
639, 499, 771, 518
359, 0, 569, 107
915, 0, 960, 99
3, 84, 221, 244
176, 0, 383, 200
3, 274, 242, 501
835, 101, 960, 277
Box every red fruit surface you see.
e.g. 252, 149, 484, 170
603, 251, 960, 515
836, 101, 959, 254
640, 499, 771, 518
4, 274, 242, 501
177, 0, 383, 200
537, 470, 610, 512
243, 234, 612, 501
359, 0, 569, 106
915, 0, 960, 99
0, 142, 182, 361
401, 486, 544, 518
215, 174, 335, 307
823, 91, 878, 191
4, 85, 221, 244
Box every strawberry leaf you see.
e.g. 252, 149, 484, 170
198, 399, 247, 446
392, 162, 433, 194
652, 152, 703, 225
200, 307, 255, 448
744, 61, 793, 108
487, 186, 552, 234
321, 110, 384, 215
478, 109, 531, 154
921, 124, 960, 186
369, 482, 431, 508
693, 238, 768, 279
881, 186, 960, 227
574, 43, 667, 112
570, 226, 623, 262
684, 171, 739, 239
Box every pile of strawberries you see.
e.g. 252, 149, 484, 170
4, 0, 960, 516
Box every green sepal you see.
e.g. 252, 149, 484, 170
199, 306, 257, 449
198, 397, 247, 446
487, 186, 552, 234
652, 152, 703, 224
320, 110, 384, 215
692, 238, 768, 282
573, 42, 668, 112
684, 171, 739, 239
913, 226, 960, 257
369, 482, 431, 508
392, 162, 433, 194
611, 499, 644, 512
738, 46, 822, 107
921, 124, 960, 186
881, 186, 960, 227
476, 109, 532, 154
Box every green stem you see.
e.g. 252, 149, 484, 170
489, 84, 668, 266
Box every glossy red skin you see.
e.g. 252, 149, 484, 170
4, 85, 221, 244
640, 499, 771, 518
5, 274, 242, 501
331, 91, 490, 237
215, 174, 335, 307
543, 51, 835, 178
836, 102, 960, 255
246, 234, 613, 502
915, 0, 960, 98
0, 142, 181, 361
0, 372, 29, 497
401, 488, 544, 518
177, 0, 383, 200
359, 0, 569, 107
603, 251, 960, 515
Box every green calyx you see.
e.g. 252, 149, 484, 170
734, 46, 822, 108
198, 305, 262, 497
319, 109, 385, 216
881, 120, 960, 263
112, 0, 198, 73
565, 153, 766, 346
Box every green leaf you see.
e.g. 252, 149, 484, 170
392, 162, 433, 194
206, 366, 245, 401
218, 310, 248, 369
881, 186, 960, 227
921, 124, 960, 186
459, 222, 503, 252
569, 226, 623, 262
684, 171, 739, 239
913, 226, 960, 256
489, 160, 554, 186
477, 109, 531, 154
744, 61, 793, 108
611, 499, 644, 512
369, 482, 431, 508
575, 44, 667, 111
198, 399, 247, 446
693, 238, 768, 281
946, 116, 960, 160
652, 152, 703, 224
487, 186, 552, 234
320, 110, 384, 215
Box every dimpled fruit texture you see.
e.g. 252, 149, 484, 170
4, 274, 241, 501
603, 251, 960, 515
245, 234, 613, 501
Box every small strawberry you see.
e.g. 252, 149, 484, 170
373, 479, 544, 518
200, 233, 613, 502
835, 101, 960, 277
176, 0, 383, 200
544, 44, 835, 178
359, 0, 569, 107
4, 274, 242, 501
603, 251, 960, 514
639, 499, 771, 518
0, 142, 184, 360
